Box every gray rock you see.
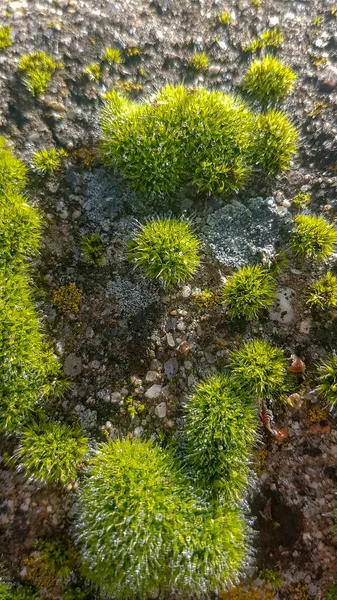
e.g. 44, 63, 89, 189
145, 385, 162, 399
203, 197, 289, 268
64, 353, 82, 377
97, 389, 110, 402
155, 402, 167, 418
107, 274, 160, 316
145, 370, 158, 382
166, 332, 175, 348
164, 358, 179, 378
318, 64, 337, 88
269, 287, 295, 324
110, 392, 122, 404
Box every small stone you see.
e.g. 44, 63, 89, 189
300, 319, 311, 334
64, 353, 82, 377
97, 389, 110, 402
130, 376, 142, 386
178, 341, 191, 355
91, 360, 100, 370
166, 332, 175, 347
110, 392, 122, 404
182, 285, 191, 298
164, 358, 179, 378
318, 64, 337, 88
155, 402, 167, 418
145, 385, 162, 399
134, 426, 143, 437
145, 370, 158, 382
177, 321, 186, 332
86, 326, 94, 338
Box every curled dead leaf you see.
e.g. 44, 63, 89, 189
288, 356, 305, 373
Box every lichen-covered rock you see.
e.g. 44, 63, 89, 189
203, 197, 289, 268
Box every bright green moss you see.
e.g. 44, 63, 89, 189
218, 11, 231, 24
83, 62, 100, 82
242, 56, 296, 102
222, 265, 276, 318
307, 272, 337, 309
0, 137, 27, 195
127, 218, 200, 288
184, 374, 257, 501
102, 46, 121, 64
14, 421, 88, 484
81, 233, 103, 266
31, 147, 67, 175
242, 28, 283, 52
252, 110, 297, 174
290, 215, 337, 261
317, 355, 337, 409
292, 192, 310, 208
100, 86, 254, 196
188, 52, 209, 71
18, 51, 63, 96
77, 438, 250, 597
230, 339, 287, 399
0, 26, 12, 49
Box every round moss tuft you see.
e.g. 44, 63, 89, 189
242, 56, 296, 102
252, 109, 297, 175
317, 354, 337, 410
76, 438, 251, 597
184, 374, 257, 501
307, 272, 337, 309
0, 137, 27, 195
222, 265, 276, 318
14, 422, 88, 484
230, 339, 287, 399
290, 215, 337, 261
127, 217, 200, 288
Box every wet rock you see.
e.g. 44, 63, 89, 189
155, 402, 167, 418
164, 358, 179, 378
64, 353, 82, 377
145, 385, 162, 399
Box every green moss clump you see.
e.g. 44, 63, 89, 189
0, 137, 27, 196
242, 28, 283, 52
31, 147, 67, 175
18, 51, 63, 96
290, 215, 337, 261
317, 355, 337, 409
192, 288, 220, 309
100, 86, 255, 196
292, 192, 310, 208
0, 25, 12, 49
77, 438, 250, 597
252, 109, 297, 174
230, 339, 287, 399
83, 63, 100, 82
188, 52, 209, 71
14, 421, 88, 484
242, 56, 296, 102
81, 233, 104, 266
184, 374, 257, 500
222, 265, 276, 318
307, 272, 337, 310
127, 218, 200, 288
0, 581, 38, 600
218, 11, 231, 24
102, 47, 121, 64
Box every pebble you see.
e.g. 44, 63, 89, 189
181, 285, 191, 298
164, 358, 179, 378
155, 402, 167, 418
110, 392, 122, 404
145, 370, 158, 382
318, 64, 337, 89
64, 353, 82, 377
166, 332, 175, 347
145, 385, 163, 400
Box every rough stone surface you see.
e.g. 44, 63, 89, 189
64, 353, 82, 377
154, 402, 167, 418
269, 287, 296, 324
164, 357, 179, 378
145, 385, 162, 400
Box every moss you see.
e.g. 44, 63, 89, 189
312, 16, 322, 25
242, 56, 296, 102
77, 438, 250, 597
83, 62, 100, 82
218, 11, 231, 24
52, 283, 82, 314
18, 51, 63, 96
102, 47, 121, 64
188, 52, 209, 70
126, 396, 145, 418
31, 148, 67, 175
222, 265, 276, 318
126, 46, 139, 57
242, 28, 283, 52
317, 354, 337, 409
251, 0, 261, 6
252, 110, 297, 175
81, 233, 103, 266
184, 374, 257, 501
292, 192, 310, 208
192, 288, 220, 309
0, 581, 38, 600
0, 25, 12, 49
290, 215, 337, 261
14, 421, 88, 484
330, 4, 337, 17
230, 339, 287, 400
114, 80, 143, 94
307, 272, 337, 310
0, 137, 27, 196
127, 218, 200, 288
